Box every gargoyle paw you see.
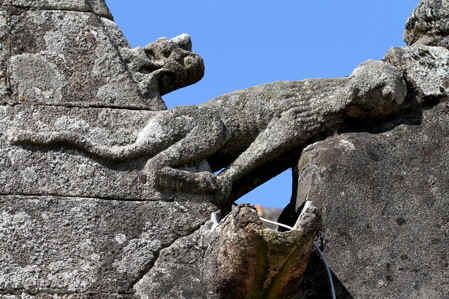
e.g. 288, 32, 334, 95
151, 167, 232, 205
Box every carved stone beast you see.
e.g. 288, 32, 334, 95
9, 60, 407, 207
120, 33, 204, 104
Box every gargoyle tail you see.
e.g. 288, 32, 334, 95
8, 130, 143, 161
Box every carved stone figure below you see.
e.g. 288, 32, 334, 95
202, 203, 321, 299
9, 60, 407, 208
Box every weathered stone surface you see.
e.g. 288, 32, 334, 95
0, 294, 132, 299
0, 0, 212, 296
290, 102, 449, 298
8, 60, 409, 210
2, 104, 218, 201
384, 44, 449, 103
0, 0, 321, 298
135, 204, 320, 299
5, 0, 449, 297
1, 104, 160, 200
404, 0, 449, 48
289, 42, 449, 298
120, 34, 204, 100
0, 195, 215, 296
0, 0, 112, 19
0, 3, 204, 111
3, 8, 163, 109
0, 10, 9, 98
134, 217, 216, 299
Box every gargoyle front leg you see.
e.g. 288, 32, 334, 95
143, 113, 229, 198
217, 109, 326, 205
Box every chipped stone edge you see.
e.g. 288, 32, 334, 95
0, 2, 113, 20
131, 218, 210, 289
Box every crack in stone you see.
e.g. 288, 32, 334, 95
130, 221, 208, 289
0, 99, 162, 112
0, 192, 159, 203
0, 194, 215, 296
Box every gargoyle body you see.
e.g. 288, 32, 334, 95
10, 60, 407, 207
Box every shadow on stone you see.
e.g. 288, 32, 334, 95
301, 251, 354, 299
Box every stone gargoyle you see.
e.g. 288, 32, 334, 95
120, 33, 204, 104
9, 57, 408, 209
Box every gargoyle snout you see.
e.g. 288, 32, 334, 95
139, 34, 205, 95
183, 53, 204, 72
184, 56, 195, 68
157, 52, 204, 95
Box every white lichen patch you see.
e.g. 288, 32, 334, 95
54, 116, 90, 132
21, 167, 38, 184
9, 54, 64, 104
0, 211, 32, 229
337, 138, 356, 151
115, 233, 127, 244
112, 239, 160, 275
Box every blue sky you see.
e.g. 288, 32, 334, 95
105, 1, 420, 208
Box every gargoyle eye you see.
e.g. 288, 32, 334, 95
145, 48, 155, 58
162, 49, 171, 58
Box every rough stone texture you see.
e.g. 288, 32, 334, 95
0, 0, 113, 19
0, 9, 9, 98
0, 1, 214, 297
1, 104, 214, 201
1, 104, 156, 200
0, 195, 215, 297
295, 115, 449, 298
0, 295, 132, 299
404, 0, 449, 48
3, 8, 161, 109
8, 60, 408, 210
120, 34, 204, 101
4, 0, 449, 297
0, 3, 204, 110
286, 44, 449, 299
135, 204, 321, 299
384, 44, 449, 103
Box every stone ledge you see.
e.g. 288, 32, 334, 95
0, 0, 112, 19
0, 195, 215, 295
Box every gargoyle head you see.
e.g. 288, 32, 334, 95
121, 34, 204, 100
341, 60, 408, 118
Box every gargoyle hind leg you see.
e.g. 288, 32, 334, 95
216, 108, 323, 205
144, 116, 229, 196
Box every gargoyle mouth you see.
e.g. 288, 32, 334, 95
138, 62, 162, 74
150, 68, 177, 95
158, 70, 177, 94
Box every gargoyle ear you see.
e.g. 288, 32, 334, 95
170, 33, 192, 52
